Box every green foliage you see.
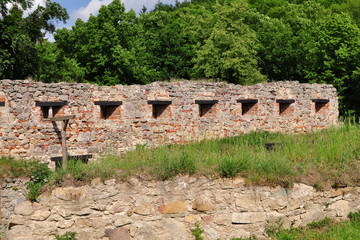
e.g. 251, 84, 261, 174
25, 181, 42, 202
271, 215, 360, 240
192, 0, 266, 84
265, 218, 285, 237
55, 232, 77, 240
24, 160, 51, 201
0, 0, 68, 79
1, 0, 360, 117
307, 217, 332, 229
348, 210, 360, 222
191, 223, 204, 240
218, 157, 248, 178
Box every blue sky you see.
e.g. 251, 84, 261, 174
50, 0, 186, 28
25, 0, 186, 41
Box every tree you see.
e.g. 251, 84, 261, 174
192, 0, 266, 84
0, 0, 68, 79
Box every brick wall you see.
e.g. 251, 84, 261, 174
0, 80, 338, 164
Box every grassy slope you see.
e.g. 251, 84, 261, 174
1, 122, 359, 188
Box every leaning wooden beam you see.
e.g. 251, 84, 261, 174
49, 115, 75, 169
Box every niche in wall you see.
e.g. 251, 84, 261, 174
195, 100, 218, 117
0, 101, 4, 106
312, 99, 329, 114
276, 99, 295, 116
36, 101, 67, 119
237, 99, 258, 115
148, 100, 172, 119
94, 101, 122, 120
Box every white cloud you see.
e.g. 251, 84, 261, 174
24, 0, 47, 16
72, 0, 112, 21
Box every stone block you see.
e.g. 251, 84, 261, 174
159, 200, 187, 214
231, 212, 267, 224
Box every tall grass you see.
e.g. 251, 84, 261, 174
2, 122, 360, 187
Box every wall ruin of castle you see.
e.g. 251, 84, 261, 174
0, 80, 338, 164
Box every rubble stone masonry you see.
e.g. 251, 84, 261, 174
0, 80, 338, 164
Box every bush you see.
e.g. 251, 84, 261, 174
25, 181, 42, 202
26, 161, 51, 184
348, 210, 360, 222
55, 232, 77, 240
24, 161, 52, 201
191, 223, 204, 240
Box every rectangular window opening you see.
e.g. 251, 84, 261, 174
95, 101, 122, 120
237, 99, 258, 115
276, 99, 295, 116
312, 99, 329, 113
36, 101, 67, 119
195, 100, 218, 117
148, 101, 172, 119
0, 102, 5, 106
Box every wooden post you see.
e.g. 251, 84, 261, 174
61, 119, 68, 170
50, 115, 75, 170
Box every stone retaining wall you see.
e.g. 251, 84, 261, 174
0, 80, 338, 165
2, 177, 359, 240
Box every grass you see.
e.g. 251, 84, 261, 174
1, 121, 360, 188
267, 211, 360, 240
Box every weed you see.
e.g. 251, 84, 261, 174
218, 157, 247, 178
25, 161, 51, 184
192, 222, 204, 240
307, 217, 332, 229
24, 161, 51, 201
25, 181, 42, 202
265, 218, 284, 237
348, 210, 360, 222
55, 232, 77, 240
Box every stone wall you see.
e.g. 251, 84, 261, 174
2, 177, 359, 240
0, 80, 338, 164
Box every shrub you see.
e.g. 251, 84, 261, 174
348, 210, 360, 222
24, 161, 52, 201
25, 161, 51, 184
25, 182, 42, 202
192, 222, 204, 240
55, 232, 77, 240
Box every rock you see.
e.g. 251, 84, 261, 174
105, 227, 131, 240
232, 212, 267, 224
164, 219, 188, 239
184, 215, 202, 223
52, 187, 85, 201
159, 200, 187, 214
114, 217, 132, 227
91, 177, 103, 187
290, 184, 314, 199
8, 215, 26, 227
329, 200, 350, 217
262, 198, 287, 211
193, 196, 212, 212
76, 218, 92, 228
133, 203, 154, 216
58, 220, 74, 229
235, 194, 260, 211
301, 210, 328, 225
14, 201, 33, 216
30, 209, 51, 221
214, 214, 229, 225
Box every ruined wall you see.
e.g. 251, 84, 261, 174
2, 177, 359, 240
0, 80, 338, 164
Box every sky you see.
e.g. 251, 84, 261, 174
30, 0, 186, 29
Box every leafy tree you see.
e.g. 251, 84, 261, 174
192, 0, 266, 84
0, 0, 68, 79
